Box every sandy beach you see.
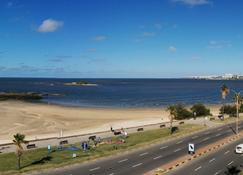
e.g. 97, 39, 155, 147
0, 101, 221, 143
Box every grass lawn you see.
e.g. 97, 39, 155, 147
0, 124, 205, 175
213, 116, 243, 124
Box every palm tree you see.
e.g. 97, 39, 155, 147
221, 84, 230, 116
13, 133, 28, 170
167, 105, 177, 134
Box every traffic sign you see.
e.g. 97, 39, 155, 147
188, 143, 195, 154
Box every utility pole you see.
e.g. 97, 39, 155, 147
235, 93, 240, 134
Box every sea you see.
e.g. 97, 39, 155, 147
0, 78, 242, 108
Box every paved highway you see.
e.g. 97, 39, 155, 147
169, 138, 243, 175
40, 122, 243, 175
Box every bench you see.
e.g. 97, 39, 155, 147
137, 128, 144, 132
26, 144, 36, 149
179, 121, 185, 125
59, 140, 68, 145
114, 130, 121, 135
88, 135, 96, 140
160, 124, 166, 128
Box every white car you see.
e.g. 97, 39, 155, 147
235, 144, 243, 154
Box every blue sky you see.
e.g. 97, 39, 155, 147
0, 0, 243, 78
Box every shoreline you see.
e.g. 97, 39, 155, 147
0, 100, 221, 143
40, 98, 223, 110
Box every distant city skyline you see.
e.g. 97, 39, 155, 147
0, 0, 243, 78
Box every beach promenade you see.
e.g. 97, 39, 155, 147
0, 119, 194, 154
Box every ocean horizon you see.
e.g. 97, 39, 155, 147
0, 78, 242, 108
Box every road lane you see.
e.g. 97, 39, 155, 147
41, 122, 243, 175
169, 138, 243, 175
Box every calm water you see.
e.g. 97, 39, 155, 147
0, 78, 242, 108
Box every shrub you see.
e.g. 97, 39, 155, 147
171, 126, 179, 134
240, 104, 243, 113
220, 104, 243, 117
191, 103, 211, 117
173, 104, 193, 120
220, 105, 236, 117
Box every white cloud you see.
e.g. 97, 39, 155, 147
154, 23, 162, 30
168, 46, 177, 53
142, 32, 156, 37
191, 56, 201, 60
93, 35, 107, 41
208, 40, 231, 49
172, 0, 211, 6
172, 24, 178, 29
88, 48, 97, 52
37, 19, 63, 33
6, 1, 13, 8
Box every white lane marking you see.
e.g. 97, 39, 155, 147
202, 137, 210, 141
215, 133, 221, 137
227, 161, 234, 166
89, 167, 100, 171
139, 152, 148, 156
214, 170, 221, 175
192, 135, 198, 139
118, 158, 128, 163
109, 173, 114, 175
194, 166, 202, 171
224, 150, 230, 155
174, 148, 182, 152
160, 146, 168, 150
176, 140, 183, 144
153, 155, 163, 160
218, 128, 222, 131
209, 158, 216, 163
132, 163, 143, 168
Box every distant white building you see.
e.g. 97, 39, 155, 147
192, 73, 243, 80
222, 73, 233, 79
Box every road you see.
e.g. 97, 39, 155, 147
169, 138, 243, 175
39, 121, 243, 175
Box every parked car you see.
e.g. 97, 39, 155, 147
235, 144, 243, 154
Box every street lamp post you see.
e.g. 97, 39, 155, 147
232, 90, 242, 135
235, 93, 240, 134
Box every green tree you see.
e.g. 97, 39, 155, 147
13, 133, 28, 170
220, 84, 230, 115
191, 103, 211, 117
174, 104, 193, 120
167, 104, 193, 125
